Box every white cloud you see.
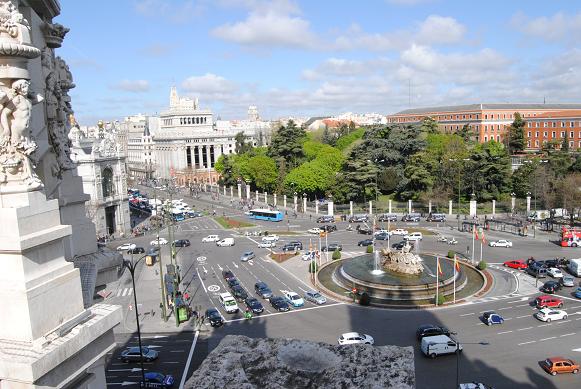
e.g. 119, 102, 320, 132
511, 11, 581, 43
181, 73, 238, 99
111, 80, 150, 93
416, 15, 466, 45
211, 0, 319, 49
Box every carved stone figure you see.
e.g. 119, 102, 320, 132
379, 248, 424, 275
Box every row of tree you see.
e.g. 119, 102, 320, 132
215, 117, 580, 214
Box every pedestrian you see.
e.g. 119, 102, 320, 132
309, 214, 312, 221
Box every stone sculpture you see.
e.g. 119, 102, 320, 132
380, 247, 424, 275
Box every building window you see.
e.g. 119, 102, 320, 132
570, 141, 574, 147
528, 131, 531, 137
527, 140, 531, 148
571, 131, 575, 138
497, 135, 500, 141
544, 122, 548, 127
536, 131, 539, 137
102, 167, 114, 197
552, 122, 556, 128
561, 131, 565, 138
536, 122, 539, 127
561, 122, 565, 127
484, 136, 488, 142
544, 132, 548, 137
571, 121, 575, 127
552, 131, 556, 138
535, 140, 539, 147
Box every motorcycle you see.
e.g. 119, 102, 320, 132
346, 225, 353, 232
448, 238, 458, 245
244, 310, 253, 320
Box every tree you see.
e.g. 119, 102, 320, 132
561, 132, 570, 152
268, 120, 306, 168
553, 173, 581, 226
506, 112, 526, 154
420, 117, 439, 134
377, 166, 400, 194
234, 131, 253, 154
458, 124, 473, 143
246, 155, 278, 192
399, 153, 433, 200
467, 141, 511, 201
511, 161, 536, 198
321, 126, 335, 146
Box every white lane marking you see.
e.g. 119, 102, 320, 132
197, 267, 208, 293
223, 302, 345, 323
497, 306, 513, 310
515, 304, 530, 307
128, 288, 133, 296
518, 341, 536, 346
116, 289, 122, 297
517, 327, 533, 331
460, 313, 474, 317
560, 333, 575, 337
515, 315, 530, 319
121, 288, 129, 297
539, 337, 557, 342
497, 330, 513, 335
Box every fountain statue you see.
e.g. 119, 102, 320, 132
380, 247, 424, 275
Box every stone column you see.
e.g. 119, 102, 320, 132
328, 200, 334, 216
349, 201, 353, 216
315, 202, 319, 214
449, 200, 453, 215
205, 145, 211, 169
428, 200, 432, 214
255, 190, 259, 202
303, 196, 307, 213
511, 194, 516, 214
388, 200, 392, 214
293, 194, 298, 212
526, 195, 531, 214
274, 194, 277, 206
264, 192, 268, 204
230, 186, 234, 199
469, 198, 477, 217
369, 201, 373, 215
408, 199, 412, 214
223, 186, 226, 196
246, 184, 250, 200
237, 184, 241, 199
492, 200, 496, 217
283, 195, 287, 208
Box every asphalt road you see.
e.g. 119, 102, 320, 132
103, 187, 581, 388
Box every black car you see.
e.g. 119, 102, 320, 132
402, 214, 421, 222
282, 243, 300, 252
269, 296, 290, 312
349, 215, 369, 223
288, 241, 303, 250
416, 324, 451, 341
173, 239, 190, 247
322, 243, 343, 252
227, 278, 241, 288
357, 227, 373, 235
222, 270, 235, 281
317, 215, 335, 223
378, 213, 398, 222
537, 259, 559, 268
541, 280, 562, 294
245, 297, 264, 314
358, 239, 373, 247
392, 241, 414, 250
320, 224, 338, 232
255, 281, 273, 299
375, 233, 389, 241
120, 346, 159, 363
231, 285, 248, 301
205, 308, 224, 327
128, 246, 145, 254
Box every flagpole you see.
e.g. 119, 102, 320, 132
436, 257, 439, 306
453, 255, 457, 304
480, 235, 483, 263
471, 227, 475, 264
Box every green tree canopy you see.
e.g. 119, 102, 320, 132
267, 120, 306, 168
506, 112, 526, 154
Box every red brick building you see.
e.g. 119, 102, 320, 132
387, 104, 581, 151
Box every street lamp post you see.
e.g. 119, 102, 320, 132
125, 253, 148, 386
449, 333, 489, 388
302, 192, 307, 213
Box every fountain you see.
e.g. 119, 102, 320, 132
370, 249, 384, 275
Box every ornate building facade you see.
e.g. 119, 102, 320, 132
122, 114, 156, 182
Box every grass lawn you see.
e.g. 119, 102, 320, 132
214, 216, 255, 229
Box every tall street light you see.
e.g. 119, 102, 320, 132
124, 253, 148, 386
449, 333, 489, 388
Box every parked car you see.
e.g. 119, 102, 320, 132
320, 224, 338, 232
378, 213, 398, 222
187, 211, 203, 218
222, 270, 235, 281
416, 324, 451, 341
254, 281, 273, 299
142, 372, 175, 388
526, 263, 548, 278
216, 238, 235, 247
482, 311, 504, 325
541, 357, 579, 376
535, 308, 568, 322
322, 243, 342, 252
375, 233, 390, 240
307, 227, 323, 234
117, 243, 136, 251
358, 239, 374, 247
282, 243, 300, 252
561, 275, 575, 287
202, 234, 220, 243
488, 239, 512, 248
301, 251, 316, 261
391, 228, 409, 236
574, 287, 581, 298
240, 251, 255, 262
287, 241, 303, 250
269, 296, 290, 312
227, 278, 240, 288
402, 213, 421, 222
244, 297, 264, 314
304, 290, 327, 305
404, 232, 423, 241
547, 267, 563, 278
258, 241, 276, 248
535, 295, 564, 309
128, 246, 145, 254
120, 346, 159, 363
337, 332, 374, 345
426, 213, 446, 222
503, 259, 528, 269
316, 215, 335, 223
173, 239, 190, 247
541, 280, 563, 294
349, 214, 369, 223
205, 308, 224, 327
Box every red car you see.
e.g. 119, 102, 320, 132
535, 295, 564, 309
503, 259, 528, 270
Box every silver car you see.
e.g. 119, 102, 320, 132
304, 290, 327, 305
561, 275, 575, 287
241, 251, 256, 262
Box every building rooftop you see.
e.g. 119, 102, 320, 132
393, 103, 581, 115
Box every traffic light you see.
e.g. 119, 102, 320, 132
352, 288, 357, 295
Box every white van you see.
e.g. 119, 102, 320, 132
219, 292, 239, 313
216, 238, 235, 247
202, 235, 219, 243
404, 232, 423, 241
420, 335, 462, 358
568, 258, 581, 277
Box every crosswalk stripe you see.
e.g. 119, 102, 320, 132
128, 288, 133, 296
116, 289, 122, 297
121, 288, 128, 297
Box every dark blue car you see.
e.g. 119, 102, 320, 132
142, 372, 174, 388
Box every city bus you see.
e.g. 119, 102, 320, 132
171, 209, 186, 222
247, 209, 284, 222
561, 227, 581, 247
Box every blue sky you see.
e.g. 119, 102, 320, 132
57, 0, 581, 125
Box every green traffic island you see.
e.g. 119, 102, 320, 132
213, 216, 255, 229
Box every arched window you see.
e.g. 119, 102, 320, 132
196, 117, 200, 124
102, 167, 114, 197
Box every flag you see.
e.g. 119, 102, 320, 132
474, 228, 479, 240
437, 257, 443, 276
481, 231, 486, 244
454, 255, 460, 272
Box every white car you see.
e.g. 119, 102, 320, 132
202, 235, 220, 243
535, 308, 568, 322
403, 232, 423, 241
391, 228, 409, 236
374, 229, 391, 236
283, 291, 304, 307
258, 241, 276, 248
308, 227, 323, 234
116, 243, 136, 251
301, 251, 316, 261
216, 238, 235, 247
562, 275, 575, 287
488, 239, 512, 248
150, 238, 168, 246
547, 267, 563, 278
337, 332, 374, 345
262, 235, 280, 242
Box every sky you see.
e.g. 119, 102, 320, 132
56, 0, 581, 125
